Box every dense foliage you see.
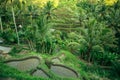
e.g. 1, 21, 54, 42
0, 0, 120, 80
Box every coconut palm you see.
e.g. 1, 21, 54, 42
1, 0, 26, 45
0, 15, 3, 32
0, 0, 7, 32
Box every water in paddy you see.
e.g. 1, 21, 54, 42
6, 57, 40, 71
32, 69, 49, 78
50, 65, 78, 78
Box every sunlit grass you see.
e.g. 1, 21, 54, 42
104, 0, 118, 6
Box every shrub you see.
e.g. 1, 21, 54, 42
92, 52, 118, 66
2, 28, 17, 44
9, 45, 23, 55
112, 60, 120, 77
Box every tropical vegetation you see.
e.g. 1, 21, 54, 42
0, 0, 120, 80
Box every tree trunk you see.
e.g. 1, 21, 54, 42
0, 16, 3, 32
87, 44, 92, 63
12, 7, 20, 45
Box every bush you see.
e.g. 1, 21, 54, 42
2, 28, 17, 44
36, 36, 56, 54
9, 45, 23, 55
112, 60, 120, 77
92, 52, 118, 66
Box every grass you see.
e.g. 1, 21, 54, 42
0, 62, 47, 80
0, 50, 82, 80
0, 50, 119, 80
0, 62, 79, 80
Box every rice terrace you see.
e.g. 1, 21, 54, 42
0, 0, 120, 80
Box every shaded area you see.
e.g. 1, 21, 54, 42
0, 78, 15, 80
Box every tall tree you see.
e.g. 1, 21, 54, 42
0, 0, 7, 32
5, 0, 26, 45
0, 16, 3, 32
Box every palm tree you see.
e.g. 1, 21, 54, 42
0, 0, 6, 32
10, 0, 21, 45
0, 16, 3, 32
5, 0, 25, 45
